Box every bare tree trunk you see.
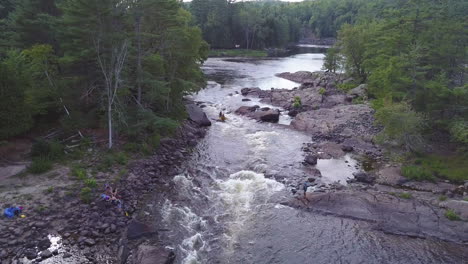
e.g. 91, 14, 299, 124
108, 101, 113, 148
136, 13, 143, 104
245, 29, 249, 49
96, 38, 129, 149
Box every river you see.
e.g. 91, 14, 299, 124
156, 50, 466, 264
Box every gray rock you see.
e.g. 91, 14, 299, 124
127, 220, 156, 240
37, 238, 51, 250
341, 144, 353, 152
135, 245, 175, 264
41, 250, 53, 259
353, 172, 375, 184
235, 106, 258, 115
25, 249, 37, 260
288, 109, 299, 117
349, 84, 368, 98
63, 252, 72, 259
241, 87, 262, 96
185, 103, 211, 126
253, 109, 280, 123
304, 155, 318, 165
286, 190, 468, 243
84, 238, 96, 247
291, 104, 374, 138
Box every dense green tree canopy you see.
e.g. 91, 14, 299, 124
0, 0, 208, 148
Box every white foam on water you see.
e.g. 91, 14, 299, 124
180, 233, 205, 264
216, 170, 284, 251
162, 199, 208, 264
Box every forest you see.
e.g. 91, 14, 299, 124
1, 0, 467, 167
190, 0, 467, 152
0, 0, 208, 150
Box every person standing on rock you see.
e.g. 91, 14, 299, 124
302, 178, 315, 199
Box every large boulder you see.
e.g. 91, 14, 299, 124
352, 171, 375, 184
304, 154, 318, 165
186, 103, 211, 126
349, 84, 368, 99
253, 109, 280, 122
241, 87, 263, 96
235, 106, 280, 123
235, 105, 258, 115
134, 245, 175, 264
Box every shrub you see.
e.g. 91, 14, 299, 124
375, 102, 426, 152
438, 195, 447, 201
31, 139, 64, 160
84, 178, 97, 189
292, 96, 302, 108
44, 186, 54, 194
337, 83, 357, 92
401, 165, 435, 181
113, 152, 128, 165
398, 192, 412, 199
123, 143, 140, 153
319, 88, 326, 95
352, 96, 365, 104
445, 209, 461, 221
71, 165, 87, 180
29, 158, 53, 174
449, 120, 468, 144
80, 187, 92, 203
147, 133, 161, 149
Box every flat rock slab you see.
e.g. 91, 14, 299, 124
285, 190, 468, 243
439, 200, 468, 219
376, 166, 405, 186
402, 181, 459, 194
291, 104, 374, 138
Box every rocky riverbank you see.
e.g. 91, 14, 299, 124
0, 104, 211, 264
235, 70, 468, 243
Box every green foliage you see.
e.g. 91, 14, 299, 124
401, 165, 435, 182
44, 186, 54, 194
100, 151, 128, 171
445, 209, 461, 221
322, 47, 340, 73
29, 158, 53, 174
209, 49, 267, 57
71, 165, 87, 180
113, 152, 128, 165
375, 102, 426, 152
398, 192, 412, 199
438, 195, 447, 202
449, 121, 468, 144
318, 88, 326, 95
352, 97, 365, 104
412, 155, 468, 182
31, 140, 64, 160
337, 83, 358, 93
80, 187, 92, 203
292, 96, 302, 109
84, 178, 97, 189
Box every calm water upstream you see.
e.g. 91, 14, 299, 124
157, 50, 467, 264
